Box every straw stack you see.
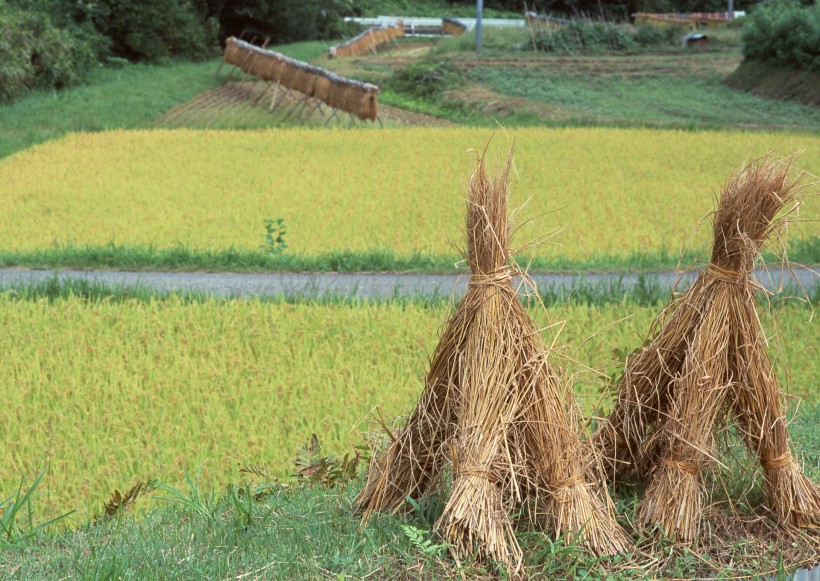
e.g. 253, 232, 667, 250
329, 23, 404, 58
593, 156, 819, 540
441, 17, 468, 36
222, 38, 380, 122
356, 152, 629, 569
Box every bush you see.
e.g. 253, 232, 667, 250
633, 23, 687, 47
387, 60, 463, 99
96, 0, 216, 62
216, 0, 357, 45
0, 7, 99, 101
742, 0, 820, 72
535, 20, 637, 52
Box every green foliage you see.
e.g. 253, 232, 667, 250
217, 0, 357, 45
535, 20, 637, 52
742, 0, 820, 72
153, 467, 219, 524
387, 60, 463, 99
293, 434, 366, 488
260, 218, 288, 255
95, 0, 216, 61
400, 524, 450, 559
1, 470, 74, 547
633, 23, 687, 47
0, 6, 99, 101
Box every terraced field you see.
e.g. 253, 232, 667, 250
2, 127, 817, 266
2, 295, 816, 521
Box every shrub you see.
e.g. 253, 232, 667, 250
535, 20, 637, 53
216, 0, 357, 45
96, 0, 216, 62
742, 0, 820, 72
0, 7, 99, 101
633, 23, 687, 47
387, 60, 463, 99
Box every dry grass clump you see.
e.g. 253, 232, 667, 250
355, 152, 630, 570
593, 155, 820, 541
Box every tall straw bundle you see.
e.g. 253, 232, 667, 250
289, 66, 313, 96
262, 56, 285, 83
223, 38, 243, 67
278, 60, 299, 91
356, 152, 629, 569
593, 156, 819, 541
313, 75, 332, 104
357, 88, 378, 121
337, 84, 361, 115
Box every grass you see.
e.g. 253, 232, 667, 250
0, 40, 333, 160
0, 289, 814, 523
2, 128, 817, 266
1, 405, 818, 579
1, 238, 817, 273
465, 64, 820, 131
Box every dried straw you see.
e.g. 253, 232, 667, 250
222, 38, 381, 122
593, 155, 820, 541
356, 151, 630, 569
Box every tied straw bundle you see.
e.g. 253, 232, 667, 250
593, 155, 820, 541
356, 151, 629, 569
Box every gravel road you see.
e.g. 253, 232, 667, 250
0, 267, 816, 300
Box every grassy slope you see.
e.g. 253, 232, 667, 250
0, 41, 332, 161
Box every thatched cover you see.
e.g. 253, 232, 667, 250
223, 37, 380, 121
593, 156, 820, 541
356, 153, 629, 570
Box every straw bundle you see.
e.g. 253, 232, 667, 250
313, 76, 332, 104
356, 152, 629, 569
358, 89, 378, 121
593, 156, 819, 541
328, 23, 403, 58
223, 37, 381, 122
442, 17, 468, 36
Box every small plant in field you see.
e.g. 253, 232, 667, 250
400, 524, 450, 559
1, 469, 74, 547
293, 434, 367, 488
151, 466, 218, 524
260, 218, 287, 255
95, 480, 156, 523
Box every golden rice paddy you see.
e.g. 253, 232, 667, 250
1, 296, 815, 521
1, 127, 817, 260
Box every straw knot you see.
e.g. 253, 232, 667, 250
455, 468, 497, 483
552, 474, 588, 489
664, 458, 699, 475
705, 263, 746, 285
762, 452, 792, 470
469, 267, 513, 288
